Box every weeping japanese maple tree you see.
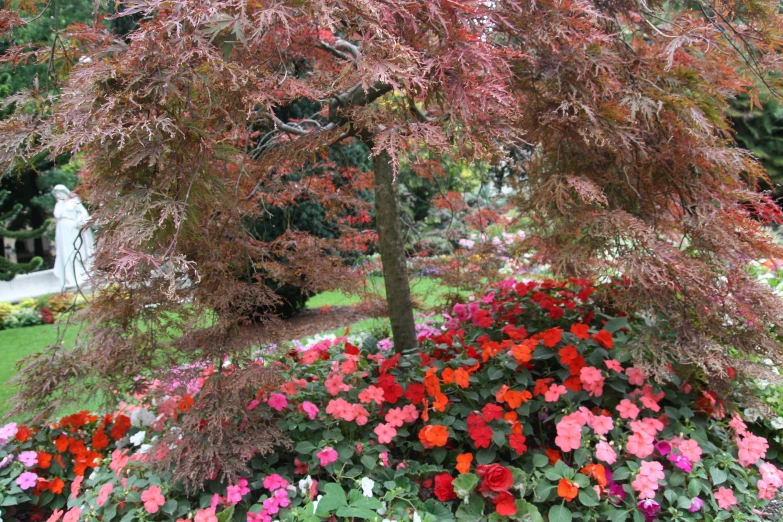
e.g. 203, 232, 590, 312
1, 0, 783, 482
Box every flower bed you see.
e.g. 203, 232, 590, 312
0, 294, 88, 330
1, 278, 781, 521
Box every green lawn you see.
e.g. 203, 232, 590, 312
0, 275, 461, 416
0, 324, 80, 411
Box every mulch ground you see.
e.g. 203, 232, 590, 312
232, 305, 373, 349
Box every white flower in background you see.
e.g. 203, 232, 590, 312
744, 407, 762, 423
413, 512, 422, 522
138, 444, 152, 454
299, 476, 314, 495
78, 55, 92, 64
129, 431, 146, 446
377, 502, 387, 516
360, 477, 375, 497
771, 417, 783, 430
130, 408, 157, 427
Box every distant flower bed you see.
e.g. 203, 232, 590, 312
0, 278, 781, 522
0, 294, 88, 330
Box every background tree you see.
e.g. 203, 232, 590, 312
0, 189, 50, 280
1, 0, 783, 484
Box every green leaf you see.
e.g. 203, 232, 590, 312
612, 467, 631, 481
574, 448, 589, 467
295, 441, 317, 454
578, 488, 600, 507
455, 495, 485, 522
605, 510, 629, 522
533, 453, 550, 468
336, 506, 379, 519
360, 455, 377, 470
549, 505, 573, 522
314, 483, 348, 516
162, 499, 178, 515
603, 316, 629, 333
452, 473, 479, 500
709, 466, 727, 486
476, 448, 496, 465
516, 500, 544, 522
533, 482, 556, 503
572, 474, 590, 488
348, 491, 383, 510
216, 505, 235, 522
688, 479, 702, 497
491, 430, 506, 448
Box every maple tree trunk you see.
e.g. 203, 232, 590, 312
373, 150, 417, 352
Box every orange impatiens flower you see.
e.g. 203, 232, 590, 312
419, 425, 449, 448
441, 368, 455, 384
511, 339, 535, 364
546, 448, 562, 464
534, 378, 554, 396
592, 329, 614, 349
456, 453, 473, 474
15, 425, 31, 442
581, 464, 607, 487
178, 393, 195, 412
49, 477, 65, 495
92, 426, 109, 450
503, 389, 532, 409
540, 327, 564, 347
454, 368, 470, 389
557, 478, 579, 501
432, 393, 449, 412
54, 434, 70, 453
37, 451, 52, 469
424, 367, 441, 397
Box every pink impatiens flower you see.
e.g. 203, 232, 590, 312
595, 441, 617, 465
616, 399, 640, 420
385, 408, 407, 427
678, 439, 703, 463
626, 431, 655, 459
317, 447, 338, 466
374, 422, 397, 444
728, 413, 748, 436
544, 384, 568, 403
195, 508, 219, 522
631, 461, 665, 499
141, 485, 166, 514
587, 414, 613, 435
737, 433, 768, 467
267, 393, 288, 411
604, 359, 623, 372
626, 366, 647, 386
70, 475, 83, 498
62, 507, 82, 522
554, 412, 586, 452
301, 401, 319, 420
714, 487, 737, 510
325, 373, 351, 396
358, 385, 385, 405
579, 366, 605, 397
18, 451, 37, 467
97, 483, 114, 507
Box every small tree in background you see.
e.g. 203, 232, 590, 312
0, 189, 50, 281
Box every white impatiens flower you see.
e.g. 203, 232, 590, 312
312, 495, 323, 513
360, 477, 375, 498
130, 408, 157, 428
129, 431, 146, 446
377, 502, 387, 516
771, 417, 783, 430
138, 444, 152, 454
413, 512, 422, 522
299, 476, 314, 495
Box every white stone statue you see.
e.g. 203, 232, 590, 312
52, 185, 95, 288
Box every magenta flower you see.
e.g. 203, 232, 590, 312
668, 454, 693, 473
267, 393, 288, 411
263, 474, 289, 492
688, 497, 704, 513
316, 446, 338, 466
301, 401, 319, 420
637, 499, 661, 521
654, 440, 671, 456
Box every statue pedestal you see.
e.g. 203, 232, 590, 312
0, 269, 77, 303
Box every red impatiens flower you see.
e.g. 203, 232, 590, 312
509, 433, 527, 455
404, 383, 425, 404
493, 491, 517, 516
592, 329, 614, 349
570, 323, 590, 339
433, 473, 457, 501
482, 404, 504, 422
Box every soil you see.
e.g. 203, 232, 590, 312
232, 305, 373, 349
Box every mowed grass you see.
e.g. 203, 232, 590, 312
0, 275, 464, 415
0, 324, 80, 412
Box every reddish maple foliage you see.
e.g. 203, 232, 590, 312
2, 0, 783, 481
